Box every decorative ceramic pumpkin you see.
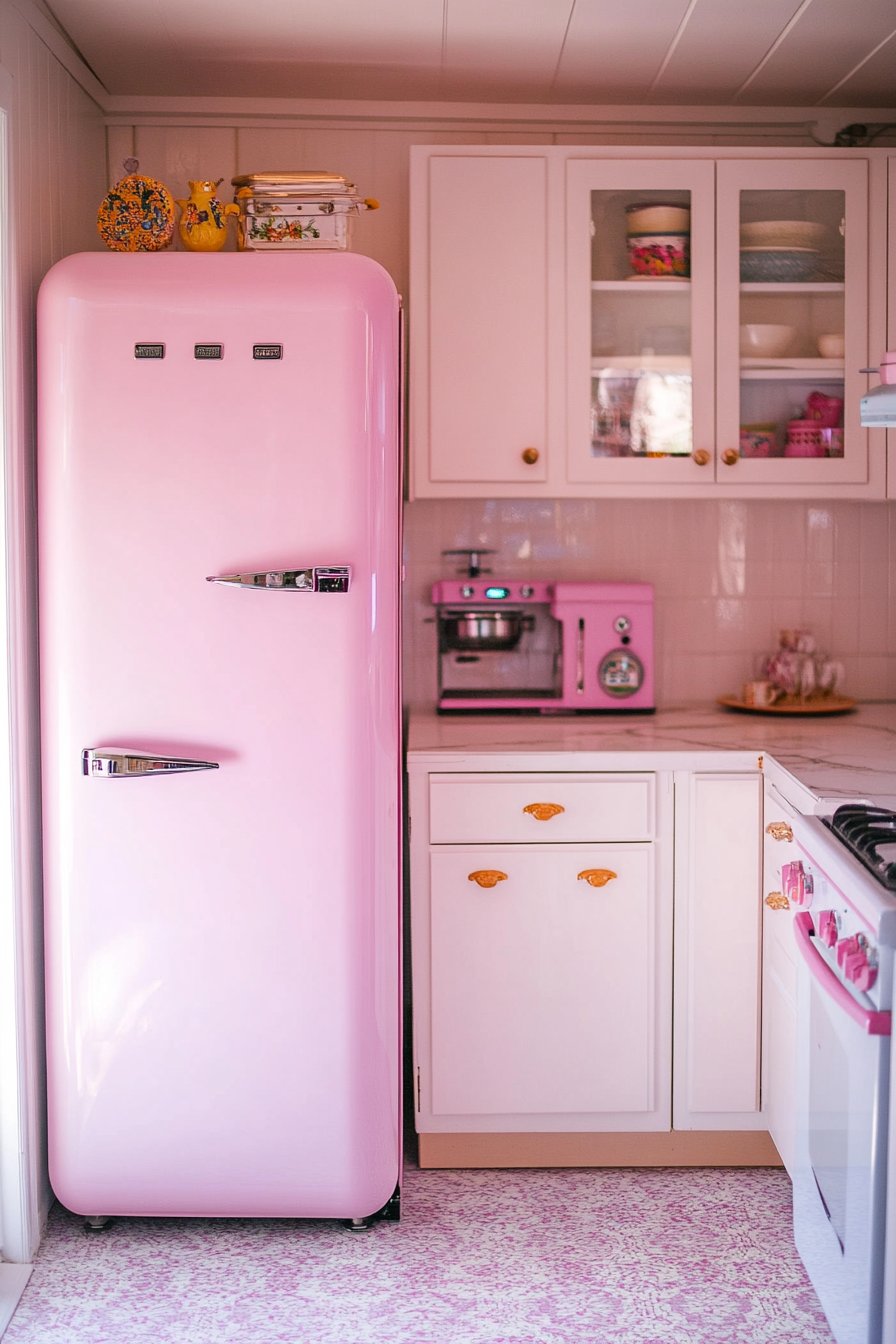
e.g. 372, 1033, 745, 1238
175, 180, 239, 252
97, 159, 175, 252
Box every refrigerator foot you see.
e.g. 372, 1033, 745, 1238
83, 1216, 112, 1231
347, 1217, 373, 1232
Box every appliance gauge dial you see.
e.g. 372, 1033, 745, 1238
520, 585, 534, 598
613, 615, 632, 634
598, 650, 643, 698
461, 585, 475, 598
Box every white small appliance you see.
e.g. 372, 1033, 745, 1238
860, 351, 896, 426
790, 805, 896, 1344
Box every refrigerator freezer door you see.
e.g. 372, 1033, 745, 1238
38, 253, 401, 1219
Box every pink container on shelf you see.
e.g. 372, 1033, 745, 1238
806, 391, 844, 427
784, 420, 825, 457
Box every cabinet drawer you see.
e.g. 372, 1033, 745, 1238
428, 773, 654, 843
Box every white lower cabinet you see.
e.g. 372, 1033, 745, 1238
409, 757, 777, 1166
428, 843, 661, 1120
673, 771, 764, 1129
761, 781, 801, 1175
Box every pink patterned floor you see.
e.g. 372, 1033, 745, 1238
5, 1165, 833, 1344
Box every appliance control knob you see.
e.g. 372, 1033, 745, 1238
836, 933, 861, 969
842, 943, 878, 992
816, 910, 839, 947
461, 585, 475, 598
520, 585, 534, 598
782, 860, 813, 907
613, 615, 631, 634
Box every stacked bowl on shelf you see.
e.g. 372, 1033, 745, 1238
625, 202, 690, 278
739, 219, 826, 283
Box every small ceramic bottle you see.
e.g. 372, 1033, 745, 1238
175, 180, 239, 252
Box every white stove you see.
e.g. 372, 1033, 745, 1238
790, 804, 896, 1344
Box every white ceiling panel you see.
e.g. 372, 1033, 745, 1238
550, 0, 694, 102
440, 0, 573, 99
649, 0, 812, 102
40, 0, 896, 105
48, 0, 445, 92
735, 0, 896, 103
820, 33, 896, 106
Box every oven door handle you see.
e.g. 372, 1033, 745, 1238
794, 912, 891, 1036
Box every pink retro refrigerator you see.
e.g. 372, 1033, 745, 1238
37, 252, 402, 1223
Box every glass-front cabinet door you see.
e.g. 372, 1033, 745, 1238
567, 160, 716, 485
716, 159, 869, 485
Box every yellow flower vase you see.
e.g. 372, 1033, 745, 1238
175, 180, 239, 252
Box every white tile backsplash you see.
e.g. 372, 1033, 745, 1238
403, 498, 896, 707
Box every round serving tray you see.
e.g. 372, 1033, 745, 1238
717, 694, 856, 716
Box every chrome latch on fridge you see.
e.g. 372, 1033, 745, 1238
82, 750, 220, 778
206, 566, 350, 592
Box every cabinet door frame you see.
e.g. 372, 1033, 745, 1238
716, 157, 870, 486
409, 147, 561, 496
672, 770, 765, 1130
566, 157, 717, 487
408, 764, 674, 1135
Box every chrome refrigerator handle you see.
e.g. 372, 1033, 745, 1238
82, 750, 220, 778
206, 566, 350, 593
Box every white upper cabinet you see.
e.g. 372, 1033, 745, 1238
412, 153, 550, 487
566, 158, 716, 488
715, 158, 869, 488
409, 146, 888, 500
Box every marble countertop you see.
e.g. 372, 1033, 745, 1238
406, 702, 896, 813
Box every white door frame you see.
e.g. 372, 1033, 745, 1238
0, 57, 45, 1268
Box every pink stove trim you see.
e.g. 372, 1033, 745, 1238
793, 912, 890, 1036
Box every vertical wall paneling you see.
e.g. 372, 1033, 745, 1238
0, 0, 106, 1262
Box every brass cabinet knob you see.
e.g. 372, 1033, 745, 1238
521, 447, 540, 465
721, 448, 739, 466
766, 822, 794, 843
765, 891, 790, 910
523, 802, 565, 821
578, 869, 617, 888
468, 870, 508, 888
691, 449, 711, 466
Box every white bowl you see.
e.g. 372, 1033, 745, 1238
817, 333, 845, 359
739, 324, 796, 358
740, 219, 826, 250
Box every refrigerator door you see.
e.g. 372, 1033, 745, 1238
38, 253, 401, 1218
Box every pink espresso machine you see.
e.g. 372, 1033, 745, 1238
433, 551, 654, 713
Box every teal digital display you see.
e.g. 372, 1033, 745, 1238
484, 586, 510, 599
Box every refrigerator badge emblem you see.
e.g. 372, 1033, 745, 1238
194, 344, 223, 360
134, 343, 165, 359
253, 345, 282, 360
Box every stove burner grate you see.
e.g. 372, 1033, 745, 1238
825, 804, 896, 891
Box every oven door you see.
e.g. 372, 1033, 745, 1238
793, 918, 890, 1344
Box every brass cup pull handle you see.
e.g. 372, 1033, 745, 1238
691, 449, 711, 466
766, 822, 794, 842
468, 870, 508, 889
521, 447, 540, 465
578, 869, 617, 888
765, 891, 790, 910
523, 802, 565, 821
721, 448, 739, 466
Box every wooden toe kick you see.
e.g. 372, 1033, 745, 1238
416, 1130, 783, 1169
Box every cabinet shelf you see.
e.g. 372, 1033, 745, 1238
592, 280, 691, 293
740, 362, 845, 381
740, 282, 845, 294
592, 356, 691, 372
